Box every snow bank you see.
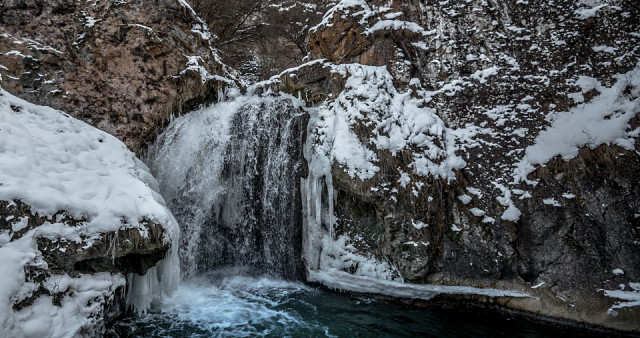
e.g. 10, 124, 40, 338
0, 88, 180, 336
0, 89, 177, 238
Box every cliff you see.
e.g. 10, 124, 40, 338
273, 0, 640, 331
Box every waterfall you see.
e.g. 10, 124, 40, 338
147, 93, 308, 280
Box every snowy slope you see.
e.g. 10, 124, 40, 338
0, 88, 179, 337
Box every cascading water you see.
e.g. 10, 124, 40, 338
146, 92, 308, 279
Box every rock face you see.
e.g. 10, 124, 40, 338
0, 0, 234, 153
275, 0, 640, 332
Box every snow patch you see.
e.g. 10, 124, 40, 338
469, 208, 486, 217
574, 4, 608, 19
412, 220, 429, 230
543, 198, 562, 207
458, 194, 472, 204
612, 268, 625, 276
514, 66, 640, 183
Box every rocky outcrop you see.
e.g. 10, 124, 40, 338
0, 0, 235, 153
276, 0, 640, 332
0, 198, 167, 333
1, 200, 169, 277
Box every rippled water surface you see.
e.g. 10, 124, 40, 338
111, 271, 601, 337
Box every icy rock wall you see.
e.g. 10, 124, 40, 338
268, 0, 640, 331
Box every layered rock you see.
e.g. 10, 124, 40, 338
274, 0, 640, 332
0, 0, 235, 153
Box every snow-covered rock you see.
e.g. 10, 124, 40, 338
0, 88, 179, 337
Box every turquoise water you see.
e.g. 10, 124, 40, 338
110, 271, 601, 338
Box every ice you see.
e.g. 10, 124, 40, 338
308, 269, 530, 300
604, 287, 640, 311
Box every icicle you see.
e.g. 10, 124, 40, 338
326, 173, 334, 240
314, 177, 322, 225
125, 238, 180, 313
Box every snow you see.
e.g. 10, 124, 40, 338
531, 281, 546, 289
592, 45, 617, 54
469, 208, 486, 217
398, 169, 411, 188
0, 88, 177, 241
466, 187, 483, 197
309, 63, 464, 182
604, 286, 640, 313
514, 65, 640, 183
365, 20, 428, 36
0, 88, 180, 335
543, 198, 561, 207
612, 268, 625, 276
11, 217, 28, 232
501, 205, 522, 222
0, 230, 127, 338
412, 220, 429, 230
458, 194, 472, 204
470, 66, 499, 83
312, 0, 372, 32
182, 55, 234, 85
574, 4, 608, 19
83, 15, 100, 28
